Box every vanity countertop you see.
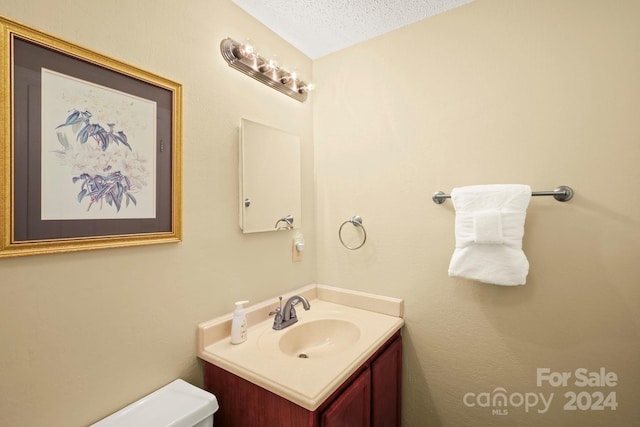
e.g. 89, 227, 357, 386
196, 284, 404, 411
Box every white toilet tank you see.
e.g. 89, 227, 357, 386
90, 379, 219, 427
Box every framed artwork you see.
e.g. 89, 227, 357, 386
0, 17, 182, 258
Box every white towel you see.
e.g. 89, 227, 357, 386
448, 184, 532, 285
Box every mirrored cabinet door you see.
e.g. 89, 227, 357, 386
239, 119, 301, 233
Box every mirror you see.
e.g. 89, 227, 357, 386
239, 119, 301, 233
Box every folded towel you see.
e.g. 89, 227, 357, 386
474, 210, 503, 244
448, 184, 532, 285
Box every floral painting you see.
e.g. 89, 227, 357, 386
41, 69, 157, 220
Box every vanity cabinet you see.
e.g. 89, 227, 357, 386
203, 332, 402, 427
321, 368, 371, 426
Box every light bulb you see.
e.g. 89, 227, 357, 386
259, 57, 279, 73
280, 73, 293, 84
299, 82, 315, 94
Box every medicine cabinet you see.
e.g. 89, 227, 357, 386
239, 119, 301, 233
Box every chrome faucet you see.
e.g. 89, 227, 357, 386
270, 295, 311, 330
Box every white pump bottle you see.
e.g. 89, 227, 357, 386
230, 300, 249, 344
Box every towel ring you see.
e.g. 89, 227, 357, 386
339, 216, 367, 250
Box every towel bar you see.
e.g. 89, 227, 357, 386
432, 185, 573, 204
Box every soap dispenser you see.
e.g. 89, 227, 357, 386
230, 300, 249, 344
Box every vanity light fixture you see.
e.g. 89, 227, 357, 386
220, 37, 313, 102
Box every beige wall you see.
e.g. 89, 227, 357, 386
1, 0, 639, 426
0, 1, 315, 426
313, 0, 640, 426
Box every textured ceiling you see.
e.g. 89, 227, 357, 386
232, 0, 474, 59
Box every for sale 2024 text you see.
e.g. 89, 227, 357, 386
537, 368, 618, 412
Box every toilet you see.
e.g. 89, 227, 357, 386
90, 379, 219, 427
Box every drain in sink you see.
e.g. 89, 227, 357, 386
298, 353, 309, 358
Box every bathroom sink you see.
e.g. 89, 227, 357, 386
197, 285, 404, 411
278, 319, 360, 358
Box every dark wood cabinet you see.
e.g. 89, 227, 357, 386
203, 332, 402, 427
371, 331, 402, 427
321, 368, 371, 427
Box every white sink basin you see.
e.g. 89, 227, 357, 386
278, 319, 360, 358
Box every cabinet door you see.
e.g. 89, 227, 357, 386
321, 368, 371, 427
204, 362, 314, 427
371, 336, 402, 427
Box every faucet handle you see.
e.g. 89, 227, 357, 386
268, 307, 280, 317
269, 297, 284, 330
269, 296, 283, 316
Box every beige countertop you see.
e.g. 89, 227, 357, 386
197, 284, 404, 411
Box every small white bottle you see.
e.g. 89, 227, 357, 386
230, 300, 249, 344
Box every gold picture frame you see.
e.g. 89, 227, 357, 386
0, 17, 182, 258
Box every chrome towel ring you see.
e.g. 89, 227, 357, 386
339, 216, 367, 250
